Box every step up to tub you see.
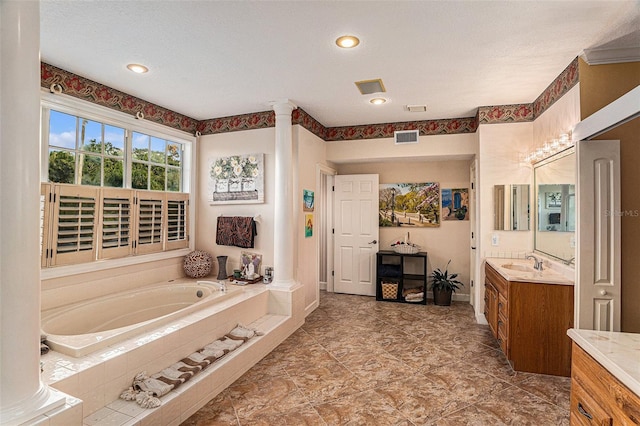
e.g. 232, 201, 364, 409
82, 313, 291, 426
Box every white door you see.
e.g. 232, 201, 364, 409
576, 140, 621, 331
333, 174, 379, 296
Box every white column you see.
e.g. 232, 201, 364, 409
270, 99, 297, 288
1, 1, 65, 423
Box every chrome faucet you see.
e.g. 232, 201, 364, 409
525, 254, 544, 271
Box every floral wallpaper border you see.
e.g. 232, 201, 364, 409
41, 57, 580, 140
478, 103, 534, 124
41, 63, 198, 134
324, 117, 478, 141
533, 57, 579, 118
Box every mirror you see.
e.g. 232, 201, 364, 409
534, 150, 576, 262
494, 184, 530, 230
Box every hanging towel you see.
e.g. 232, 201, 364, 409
216, 216, 257, 248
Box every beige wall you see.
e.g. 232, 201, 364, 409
196, 125, 329, 313
196, 128, 276, 275
477, 122, 534, 258
295, 126, 331, 311
337, 159, 472, 297
579, 58, 640, 332
326, 133, 477, 164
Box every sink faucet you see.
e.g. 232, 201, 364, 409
525, 254, 544, 271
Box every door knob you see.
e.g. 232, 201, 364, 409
368, 240, 378, 244
599, 289, 607, 296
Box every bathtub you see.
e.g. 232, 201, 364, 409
42, 279, 241, 357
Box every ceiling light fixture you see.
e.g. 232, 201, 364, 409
370, 98, 387, 105
336, 35, 360, 49
127, 63, 149, 74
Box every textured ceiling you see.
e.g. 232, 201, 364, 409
40, 0, 640, 127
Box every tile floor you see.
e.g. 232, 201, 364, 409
182, 291, 571, 425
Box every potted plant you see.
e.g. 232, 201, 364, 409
430, 260, 463, 306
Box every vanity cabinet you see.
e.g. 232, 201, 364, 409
484, 263, 574, 376
570, 343, 640, 425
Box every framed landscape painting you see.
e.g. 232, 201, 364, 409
379, 182, 440, 227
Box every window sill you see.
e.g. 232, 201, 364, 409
40, 248, 192, 281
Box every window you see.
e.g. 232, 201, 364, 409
46, 110, 183, 192
41, 98, 192, 270
131, 132, 183, 191
48, 110, 126, 187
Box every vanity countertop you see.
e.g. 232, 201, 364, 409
568, 329, 640, 396
485, 258, 574, 285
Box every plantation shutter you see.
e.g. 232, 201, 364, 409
135, 190, 164, 254
98, 188, 134, 259
165, 192, 189, 250
40, 183, 54, 267
51, 184, 98, 265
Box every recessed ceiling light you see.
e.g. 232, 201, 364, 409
127, 63, 149, 74
370, 98, 387, 105
336, 35, 360, 48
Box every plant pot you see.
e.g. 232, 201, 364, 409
433, 288, 453, 306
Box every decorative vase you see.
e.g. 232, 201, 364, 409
216, 255, 228, 280
215, 179, 229, 193
229, 177, 242, 192
242, 177, 256, 192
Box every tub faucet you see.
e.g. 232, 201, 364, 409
197, 280, 226, 292
525, 254, 544, 271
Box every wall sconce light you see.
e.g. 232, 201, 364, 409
524, 131, 573, 164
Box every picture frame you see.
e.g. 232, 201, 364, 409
208, 153, 264, 204
546, 192, 562, 208
379, 182, 440, 227
303, 189, 314, 212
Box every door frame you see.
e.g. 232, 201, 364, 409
317, 164, 336, 293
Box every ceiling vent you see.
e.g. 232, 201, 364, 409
394, 130, 419, 145
355, 79, 386, 95
405, 104, 427, 112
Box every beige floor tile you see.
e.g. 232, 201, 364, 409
181, 292, 571, 426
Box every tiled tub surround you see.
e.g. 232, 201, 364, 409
40, 282, 303, 424
42, 280, 243, 357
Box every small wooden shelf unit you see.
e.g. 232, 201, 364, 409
376, 250, 428, 305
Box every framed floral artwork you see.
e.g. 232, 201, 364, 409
208, 153, 264, 204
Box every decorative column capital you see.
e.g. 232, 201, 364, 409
269, 99, 297, 116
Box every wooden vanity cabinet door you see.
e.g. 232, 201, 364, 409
570, 378, 612, 426
484, 280, 498, 338
571, 343, 640, 425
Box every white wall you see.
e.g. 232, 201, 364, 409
197, 125, 330, 314
337, 159, 473, 296
477, 122, 534, 259
533, 84, 580, 146
326, 132, 477, 163
196, 128, 276, 275
295, 127, 330, 311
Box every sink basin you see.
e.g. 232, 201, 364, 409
501, 263, 535, 272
